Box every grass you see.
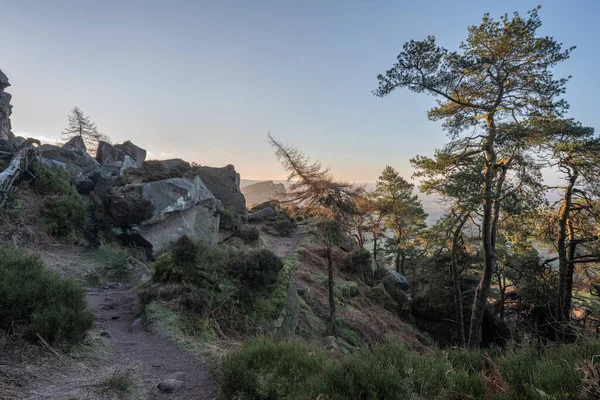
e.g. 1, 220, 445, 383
98, 364, 139, 398
216, 338, 600, 400
86, 244, 132, 284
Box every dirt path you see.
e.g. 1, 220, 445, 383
258, 222, 309, 258
87, 284, 216, 399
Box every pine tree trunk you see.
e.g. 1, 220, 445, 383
400, 251, 406, 276
452, 212, 469, 346
373, 235, 378, 262
395, 248, 401, 273
327, 243, 336, 337
499, 274, 506, 321
556, 170, 578, 342
468, 116, 497, 347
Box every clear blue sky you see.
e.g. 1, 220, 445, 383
2, 0, 598, 181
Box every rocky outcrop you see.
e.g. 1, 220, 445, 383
196, 165, 246, 217
96, 141, 124, 166
247, 207, 276, 222
115, 140, 146, 168
158, 158, 190, 170
0, 69, 14, 141
96, 141, 140, 177
40, 144, 102, 192
62, 136, 86, 151
242, 180, 286, 207
108, 176, 222, 253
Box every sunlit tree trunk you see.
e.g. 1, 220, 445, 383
469, 116, 497, 347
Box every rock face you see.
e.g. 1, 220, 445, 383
115, 140, 146, 168
196, 165, 246, 217
242, 180, 286, 207
158, 158, 190, 170
62, 136, 86, 151
40, 144, 102, 192
96, 141, 140, 176
96, 141, 124, 166
247, 207, 276, 222
0, 69, 14, 141
382, 270, 410, 307
108, 176, 222, 253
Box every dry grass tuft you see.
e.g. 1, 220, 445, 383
97, 364, 139, 397
577, 356, 600, 400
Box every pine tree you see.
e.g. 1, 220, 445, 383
373, 166, 427, 275
375, 8, 572, 346
61, 107, 108, 152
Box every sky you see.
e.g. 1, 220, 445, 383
2, 0, 599, 182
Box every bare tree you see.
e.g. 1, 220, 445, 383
61, 107, 108, 152
269, 134, 361, 336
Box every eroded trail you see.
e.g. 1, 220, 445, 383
86, 284, 216, 399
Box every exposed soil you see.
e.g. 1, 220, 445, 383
254, 221, 309, 258
2, 246, 217, 400
86, 284, 216, 399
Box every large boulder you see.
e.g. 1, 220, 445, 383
108, 176, 222, 252
382, 270, 410, 305
196, 165, 246, 217
62, 136, 86, 151
157, 158, 190, 170
247, 207, 276, 222
115, 140, 146, 168
96, 141, 138, 177
96, 141, 124, 166
40, 144, 101, 192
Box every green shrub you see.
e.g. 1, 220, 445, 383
41, 194, 86, 237
230, 249, 284, 290
31, 162, 75, 195
323, 342, 412, 399
345, 248, 372, 274
237, 225, 261, 243
0, 247, 94, 344
172, 235, 199, 267
152, 253, 182, 284
216, 338, 600, 400
218, 338, 329, 400
31, 163, 86, 238
219, 210, 242, 232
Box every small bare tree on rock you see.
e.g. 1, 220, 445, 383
61, 106, 108, 153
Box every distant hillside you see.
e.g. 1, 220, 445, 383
241, 180, 286, 207
241, 180, 445, 224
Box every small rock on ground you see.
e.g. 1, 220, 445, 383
157, 379, 183, 393
129, 318, 144, 332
